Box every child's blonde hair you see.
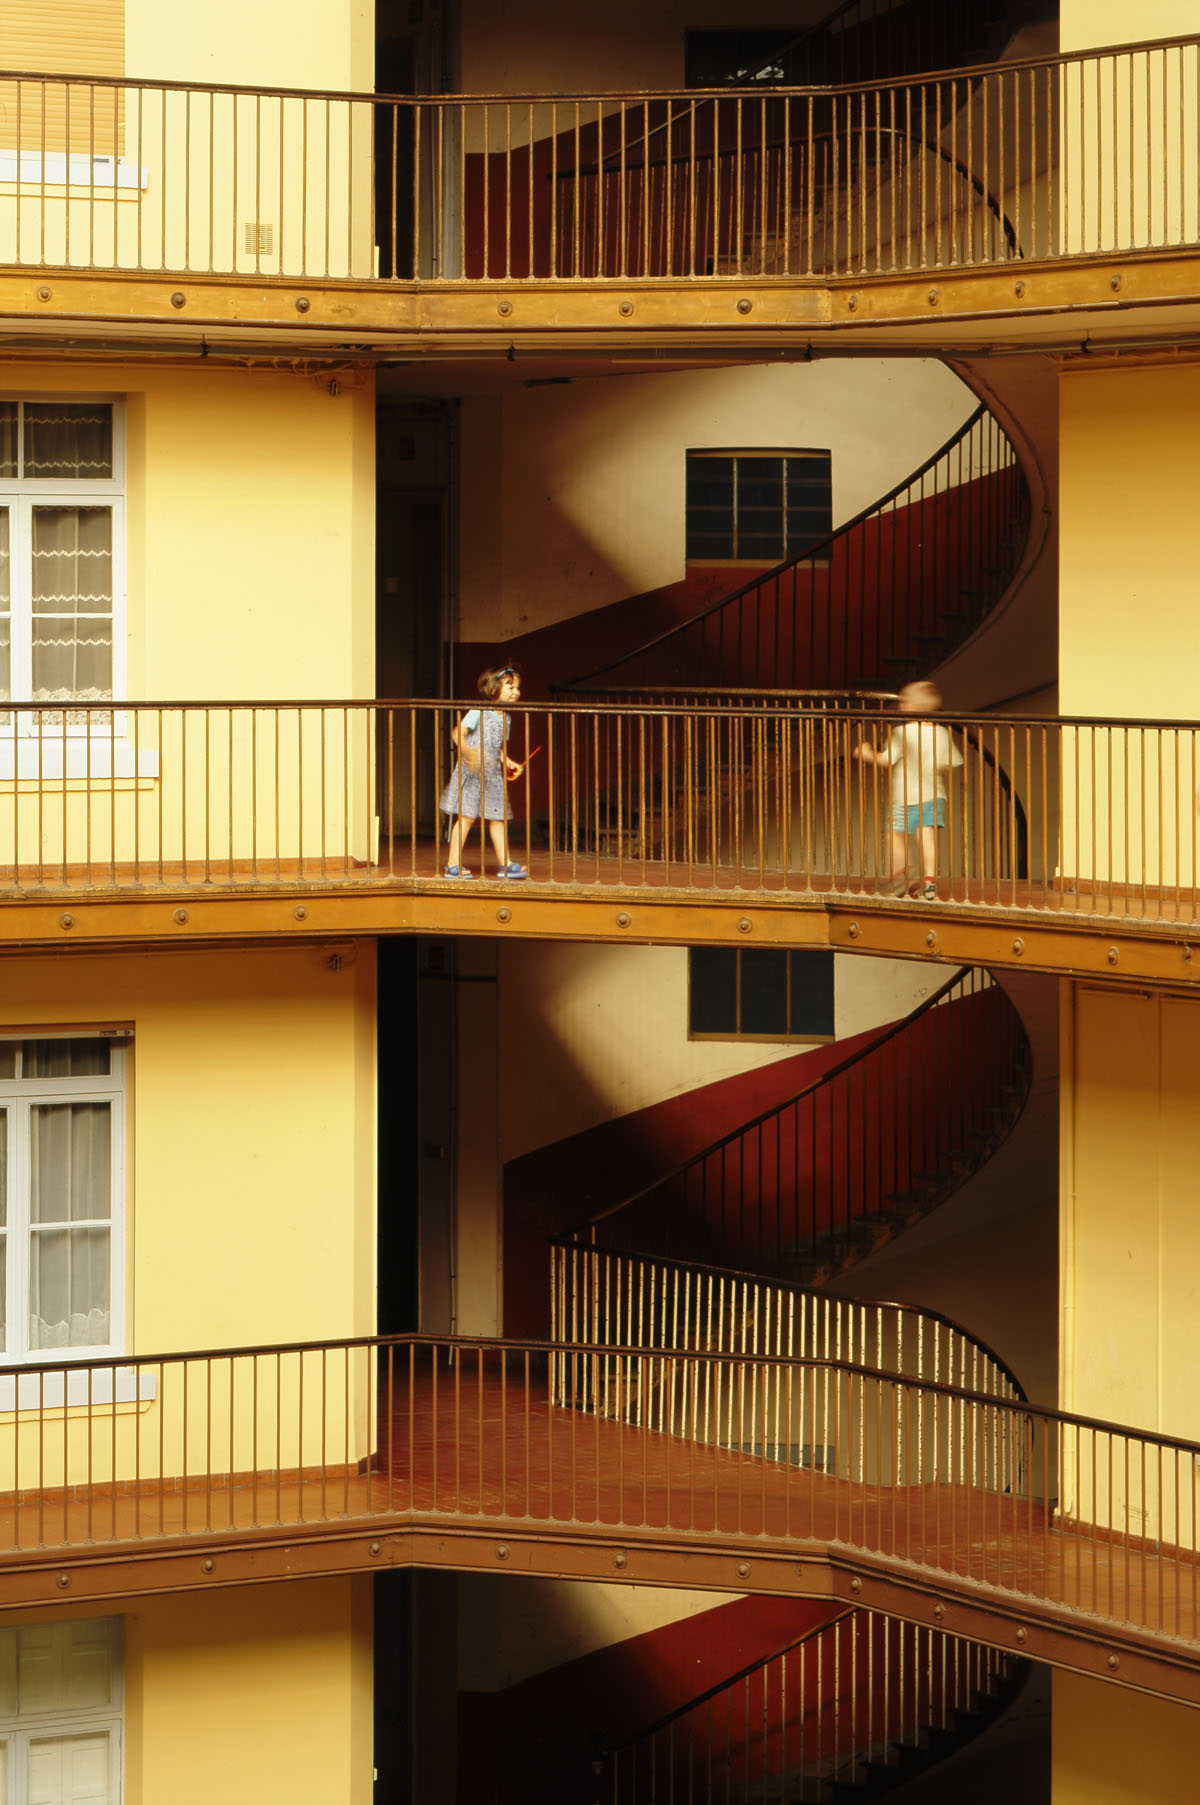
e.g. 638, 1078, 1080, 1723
477, 664, 521, 700
898, 679, 942, 711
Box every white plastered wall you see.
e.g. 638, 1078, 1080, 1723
459, 360, 975, 642
500, 942, 941, 1161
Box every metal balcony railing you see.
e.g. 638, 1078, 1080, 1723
0, 1332, 1196, 1660
0, 35, 1198, 285
0, 699, 1197, 935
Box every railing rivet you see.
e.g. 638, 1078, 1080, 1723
928, 288, 939, 305
1110, 274, 1121, 291
497, 300, 513, 317
737, 917, 752, 933
850, 1576, 862, 1593
202, 1558, 214, 1573
295, 296, 311, 313
846, 294, 858, 311
614, 1551, 627, 1569
618, 300, 634, 317
294, 905, 307, 921
496, 1543, 510, 1559
736, 1561, 750, 1578
36, 285, 51, 301
174, 908, 189, 925
1015, 1626, 1027, 1643
369, 1541, 382, 1556
1107, 946, 1119, 965
56, 1573, 70, 1588
616, 912, 631, 928
59, 913, 74, 930
1107, 1652, 1119, 1669
170, 291, 186, 308
925, 930, 937, 948
736, 297, 752, 315
1014, 280, 1026, 297
848, 921, 860, 938
497, 906, 512, 923
1012, 937, 1024, 955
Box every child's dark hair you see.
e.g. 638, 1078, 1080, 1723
477, 663, 521, 699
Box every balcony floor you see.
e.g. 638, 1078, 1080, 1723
2, 1361, 1196, 1690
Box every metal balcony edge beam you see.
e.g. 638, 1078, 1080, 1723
0, 251, 1199, 358
0, 884, 1198, 991
0, 1515, 1194, 1705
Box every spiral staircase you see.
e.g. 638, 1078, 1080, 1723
542, 969, 1037, 1802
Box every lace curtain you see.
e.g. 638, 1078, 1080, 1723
31, 505, 113, 705
28, 1101, 111, 1351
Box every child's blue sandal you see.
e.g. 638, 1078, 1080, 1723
501, 862, 528, 880
443, 865, 473, 878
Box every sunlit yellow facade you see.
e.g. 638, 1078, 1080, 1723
0, 1, 1197, 1801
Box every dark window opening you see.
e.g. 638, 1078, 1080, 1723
686, 450, 832, 563
684, 29, 797, 86
689, 947, 835, 1041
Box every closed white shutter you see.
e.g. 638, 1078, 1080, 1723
0, 1, 125, 160
27, 1732, 111, 1805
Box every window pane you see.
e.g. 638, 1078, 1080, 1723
689, 947, 737, 1034
737, 525, 786, 561
30, 507, 113, 706
686, 460, 734, 509
23, 402, 114, 480
31, 508, 113, 617
789, 951, 835, 1037
736, 466, 785, 509
0, 1047, 14, 1080
0, 400, 16, 477
24, 1038, 111, 1078
30, 1103, 112, 1223
739, 949, 788, 1035
28, 1227, 111, 1351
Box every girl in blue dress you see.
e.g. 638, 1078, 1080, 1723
439, 665, 528, 878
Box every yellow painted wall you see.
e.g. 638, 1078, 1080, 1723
0, 359, 374, 701
0, 943, 377, 1490
1059, 4, 1199, 255
125, 0, 374, 90
1061, 1, 1197, 52
1051, 1672, 1200, 1803
0, 360, 376, 871
1059, 983, 1200, 1543
1061, 983, 1200, 1440
459, 361, 974, 641
8, 1580, 373, 1805
1060, 364, 1200, 720
0, 943, 376, 1352
1058, 364, 1200, 893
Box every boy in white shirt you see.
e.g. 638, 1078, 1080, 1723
854, 680, 963, 899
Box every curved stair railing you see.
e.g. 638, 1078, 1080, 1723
600, 1606, 1029, 1804
557, 404, 1029, 695
551, 966, 1031, 1289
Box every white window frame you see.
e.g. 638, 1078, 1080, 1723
0, 1616, 123, 1805
0, 397, 134, 775
0, 1034, 126, 1373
